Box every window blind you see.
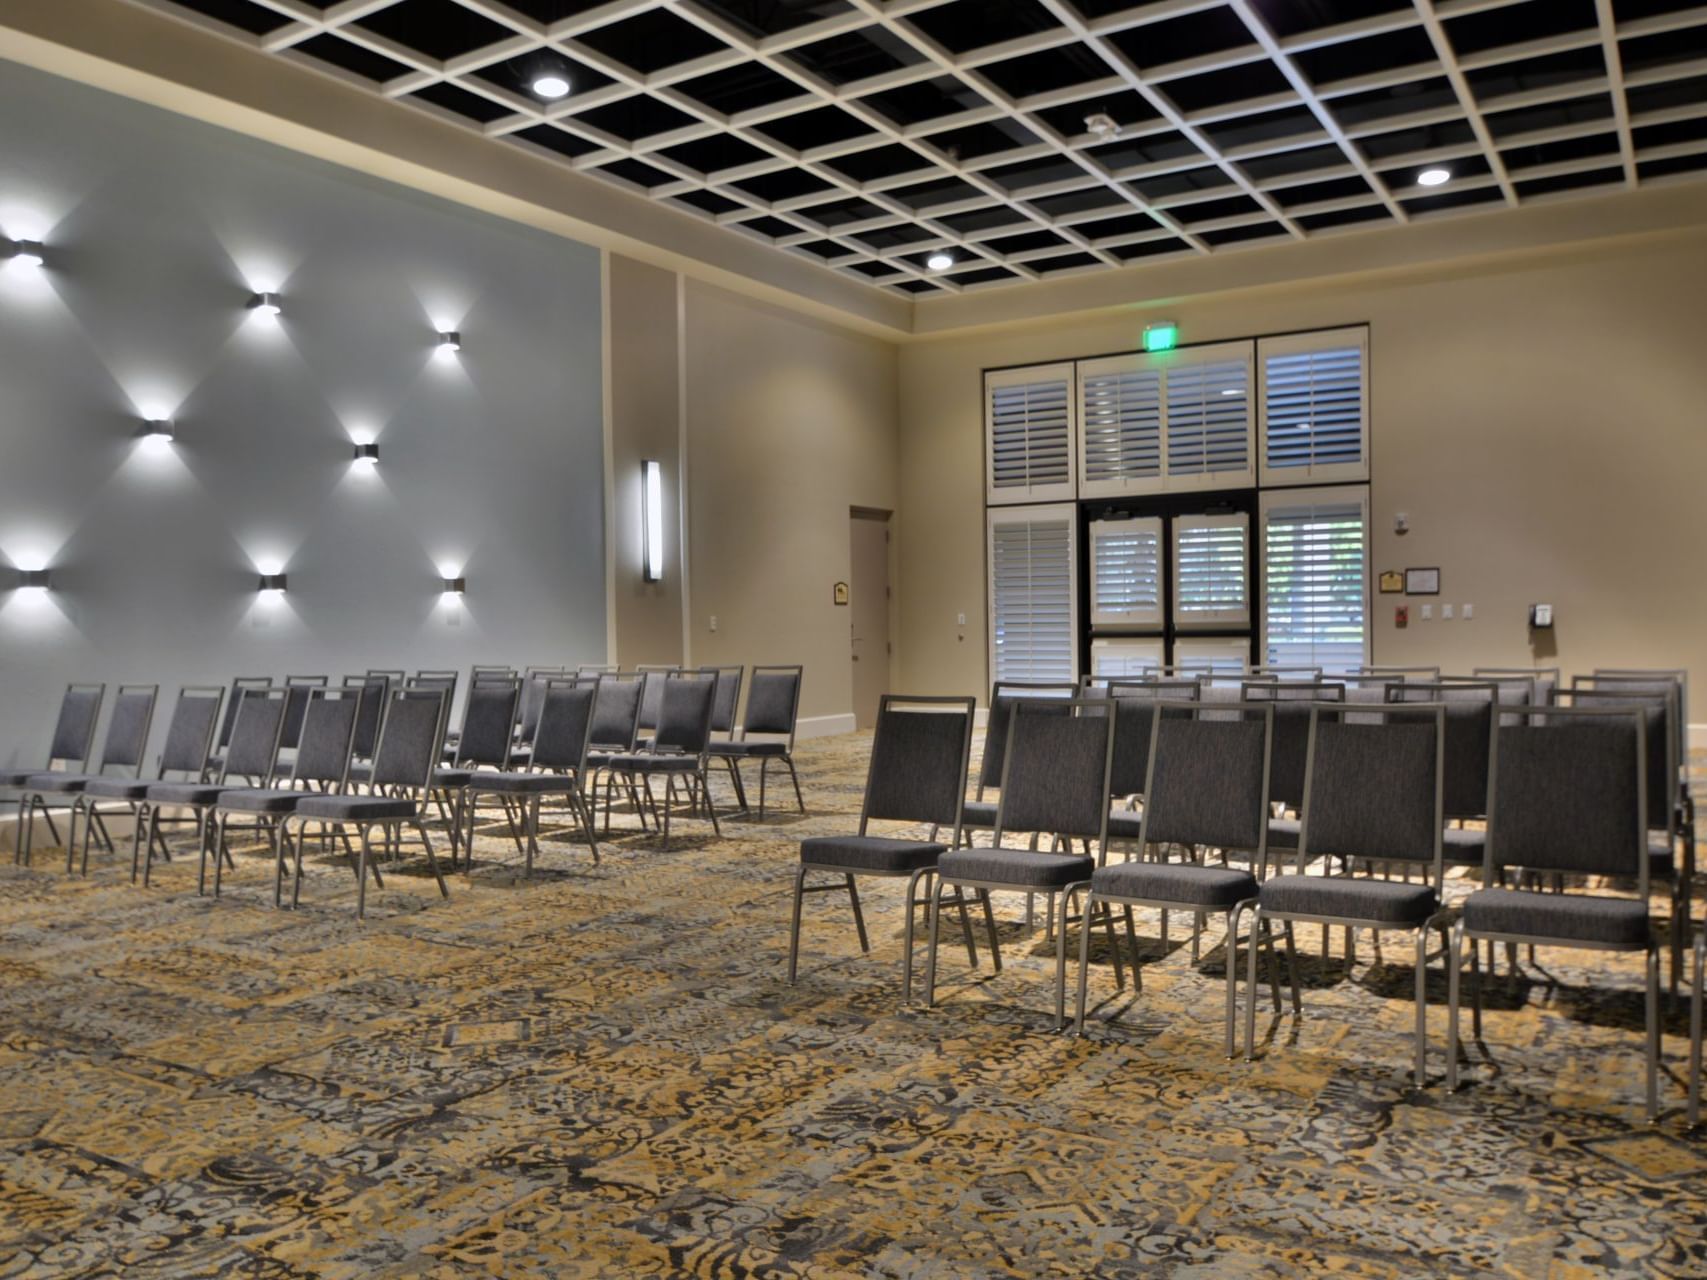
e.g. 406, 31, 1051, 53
988, 371, 1073, 501
1174, 514, 1249, 628
1165, 359, 1250, 478
1090, 638, 1165, 678
1263, 496, 1368, 674
990, 511, 1075, 682
1259, 328, 1368, 484
1089, 518, 1162, 627
1080, 365, 1161, 489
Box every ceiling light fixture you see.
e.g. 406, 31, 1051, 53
437, 330, 461, 352
533, 74, 570, 100
9, 238, 45, 267
1084, 112, 1119, 140
926, 252, 954, 272
1417, 167, 1451, 187
246, 291, 281, 316
353, 442, 380, 466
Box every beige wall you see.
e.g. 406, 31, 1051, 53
895, 228, 1707, 724
606, 260, 901, 727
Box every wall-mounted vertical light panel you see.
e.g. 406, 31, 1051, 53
641, 459, 663, 583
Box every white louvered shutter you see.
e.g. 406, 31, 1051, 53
1261, 489, 1370, 675
1174, 513, 1249, 628
1163, 345, 1253, 489
989, 507, 1077, 683
986, 364, 1076, 504
1173, 636, 1251, 675
1077, 356, 1161, 498
1091, 638, 1165, 678
1089, 518, 1162, 628
1259, 327, 1369, 485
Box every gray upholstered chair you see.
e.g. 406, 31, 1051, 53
1356, 665, 1440, 682
1386, 682, 1498, 868
606, 671, 721, 849
142, 686, 288, 893
3, 683, 106, 854
707, 664, 805, 818
1473, 667, 1558, 713
585, 672, 646, 835
1241, 681, 1345, 854
635, 665, 680, 737
791, 695, 990, 1003
958, 679, 1077, 837
277, 675, 329, 761
463, 678, 601, 876
16, 685, 156, 871
207, 676, 271, 773
926, 698, 1117, 1028
1246, 704, 1449, 1087
577, 663, 620, 677
74, 685, 224, 881
343, 673, 390, 763
278, 686, 451, 918
1446, 705, 1662, 1120
1072, 702, 1277, 1055
210, 687, 361, 903
431, 677, 520, 866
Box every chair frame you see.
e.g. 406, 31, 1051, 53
18, 684, 157, 871
7, 682, 106, 860
710, 664, 806, 819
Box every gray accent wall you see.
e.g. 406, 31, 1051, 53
0, 64, 605, 763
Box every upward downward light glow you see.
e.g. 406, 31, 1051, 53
641, 460, 663, 583
533, 75, 570, 100
9, 239, 44, 267
1417, 167, 1451, 187
926, 252, 954, 272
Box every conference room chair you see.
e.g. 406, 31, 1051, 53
15, 685, 156, 870
605, 671, 721, 850
926, 698, 1117, 1028
433, 677, 521, 867
634, 665, 679, 738
141, 686, 288, 892
1386, 682, 1498, 869
1073, 701, 1277, 1056
1241, 682, 1346, 850
790, 694, 989, 1003
707, 664, 804, 819
278, 686, 451, 918
585, 672, 646, 835
342, 673, 390, 763
1473, 666, 1559, 713
206, 676, 270, 774
462, 678, 600, 876
1245, 704, 1448, 1087
72, 685, 224, 881
209, 687, 361, 902
277, 675, 328, 760
577, 663, 620, 677
4, 683, 106, 855
1357, 665, 1440, 682
958, 679, 1077, 839
1446, 704, 1661, 1121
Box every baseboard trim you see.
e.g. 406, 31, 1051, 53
797, 713, 856, 740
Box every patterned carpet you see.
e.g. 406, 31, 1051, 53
1, 732, 1704, 1278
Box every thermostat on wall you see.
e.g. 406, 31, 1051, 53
1529, 604, 1554, 629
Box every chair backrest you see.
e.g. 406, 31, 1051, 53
653, 672, 719, 756
44, 683, 105, 769
220, 687, 288, 784
1486, 705, 1646, 891
1357, 665, 1440, 681
415, 669, 459, 686
1299, 706, 1444, 880
1593, 668, 1688, 738
279, 676, 327, 751
158, 686, 224, 779
741, 665, 803, 744
1578, 671, 1685, 768
455, 678, 520, 768
96, 685, 157, 774
707, 665, 744, 734
289, 688, 360, 789
590, 672, 645, 750
516, 671, 562, 745
1104, 683, 1197, 799
1242, 682, 1345, 809
977, 680, 1077, 794
577, 664, 620, 677
1139, 703, 1273, 858
860, 696, 975, 839
636, 666, 679, 732
369, 687, 449, 791
367, 668, 406, 683
994, 699, 1115, 845
1252, 665, 1322, 681
1387, 681, 1497, 819
472, 664, 516, 682
343, 674, 390, 758
1108, 679, 1199, 701
1554, 686, 1675, 832
217, 677, 270, 751
530, 679, 599, 772
1474, 667, 1559, 710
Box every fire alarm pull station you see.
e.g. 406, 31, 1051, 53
1395, 605, 1409, 628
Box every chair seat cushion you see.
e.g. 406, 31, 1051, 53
81, 777, 154, 800
215, 788, 309, 814
1648, 832, 1676, 877
959, 799, 997, 829
293, 794, 419, 821
1259, 874, 1437, 925
938, 846, 1092, 889
1092, 861, 1256, 909
0, 767, 41, 787
434, 768, 475, 786
24, 773, 94, 793
1462, 888, 1650, 946
1268, 817, 1300, 849
1107, 809, 1144, 840
708, 740, 788, 757
147, 782, 229, 806
1443, 827, 1485, 865
800, 834, 945, 874
608, 753, 697, 774
468, 771, 573, 795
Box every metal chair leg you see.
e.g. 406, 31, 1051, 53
1645, 943, 1661, 1124
787, 863, 807, 984
846, 875, 869, 952
924, 878, 946, 1007
1446, 919, 1465, 1093
1688, 929, 1703, 1128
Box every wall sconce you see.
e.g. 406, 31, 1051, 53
352, 442, 380, 466
246, 291, 281, 316
441, 576, 466, 595
641, 459, 663, 582
8, 238, 45, 267
142, 418, 175, 442
436, 331, 461, 352
258, 573, 288, 592
17, 569, 51, 590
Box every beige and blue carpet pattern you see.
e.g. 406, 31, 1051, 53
1, 734, 1704, 1277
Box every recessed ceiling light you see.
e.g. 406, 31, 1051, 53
1084, 112, 1119, 140
533, 75, 570, 100
1417, 167, 1451, 187
926, 252, 954, 272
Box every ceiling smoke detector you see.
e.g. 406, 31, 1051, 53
1084, 112, 1120, 140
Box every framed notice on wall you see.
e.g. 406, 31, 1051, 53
1378, 571, 1404, 594
1405, 567, 1440, 596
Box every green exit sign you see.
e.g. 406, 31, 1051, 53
1143, 322, 1179, 352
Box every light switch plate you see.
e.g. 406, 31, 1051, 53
1421, 604, 1433, 621
1442, 604, 1454, 620
1463, 603, 1474, 620
709, 615, 718, 632
957, 612, 966, 626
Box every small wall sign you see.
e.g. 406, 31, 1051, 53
1405, 567, 1441, 596
1378, 570, 1404, 594
833, 582, 849, 606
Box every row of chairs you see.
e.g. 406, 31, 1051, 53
791, 669, 1700, 1123
4, 663, 807, 915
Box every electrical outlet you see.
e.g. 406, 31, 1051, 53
1442, 603, 1454, 620
709, 615, 718, 632
1463, 603, 1474, 620
1420, 604, 1433, 621
957, 612, 966, 626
